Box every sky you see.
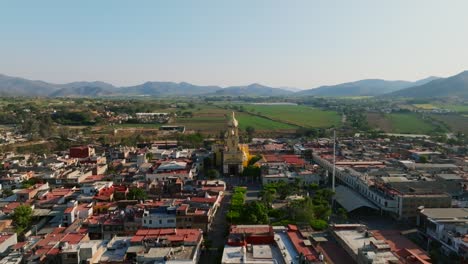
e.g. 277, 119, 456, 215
1, 0, 468, 89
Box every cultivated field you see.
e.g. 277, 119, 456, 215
413, 104, 437, 110
435, 104, 468, 112
238, 104, 341, 128
429, 114, 468, 134
367, 112, 437, 134
172, 105, 296, 133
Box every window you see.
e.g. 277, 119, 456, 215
159, 220, 162, 224
149, 220, 152, 224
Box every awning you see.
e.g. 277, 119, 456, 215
334, 185, 378, 212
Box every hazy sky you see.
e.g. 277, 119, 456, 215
1, 0, 468, 88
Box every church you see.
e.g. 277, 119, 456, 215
212, 112, 250, 176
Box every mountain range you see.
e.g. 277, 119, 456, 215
296, 77, 440, 96
0, 70, 467, 98
386, 70, 468, 98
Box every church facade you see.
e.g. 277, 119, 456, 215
212, 112, 249, 176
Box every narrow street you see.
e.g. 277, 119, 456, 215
199, 190, 232, 263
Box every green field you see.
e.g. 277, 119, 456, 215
108, 103, 338, 133
436, 104, 468, 112
236, 114, 297, 130
175, 113, 296, 132
367, 112, 438, 134
387, 113, 435, 134
240, 104, 340, 128
430, 114, 468, 134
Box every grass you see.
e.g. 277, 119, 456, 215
175, 116, 226, 132
106, 103, 336, 133
388, 113, 434, 134
367, 112, 438, 134
429, 114, 468, 134
172, 104, 298, 132
236, 114, 297, 130
436, 104, 468, 112
239, 104, 341, 128
175, 113, 296, 132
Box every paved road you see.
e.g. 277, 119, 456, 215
198, 177, 262, 263
245, 183, 261, 201
199, 190, 232, 263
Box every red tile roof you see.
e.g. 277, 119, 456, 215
2, 202, 21, 214
64, 207, 75, 214
62, 233, 86, 244
230, 225, 272, 235
134, 228, 202, 244
12, 242, 26, 250
0, 234, 14, 243
287, 226, 318, 262
371, 230, 430, 264
190, 197, 218, 204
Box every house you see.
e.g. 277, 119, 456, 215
419, 208, 468, 260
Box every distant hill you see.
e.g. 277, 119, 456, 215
1, 72, 466, 98
298, 77, 439, 97
61, 81, 116, 90
0, 74, 59, 96
0, 74, 293, 97
213, 83, 293, 96
119, 82, 221, 96
387, 71, 468, 99
279, 86, 303, 92
50, 86, 114, 97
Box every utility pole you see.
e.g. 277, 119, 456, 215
332, 130, 336, 193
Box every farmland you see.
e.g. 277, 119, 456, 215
435, 104, 468, 112
236, 104, 341, 128
367, 112, 439, 134
413, 104, 437, 110
172, 105, 296, 133
429, 114, 468, 134
170, 104, 339, 133
236, 114, 297, 130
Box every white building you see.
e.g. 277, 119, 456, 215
142, 207, 177, 228
420, 208, 468, 258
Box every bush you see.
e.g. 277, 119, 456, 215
310, 219, 328, 230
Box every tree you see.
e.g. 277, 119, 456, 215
259, 188, 276, 207
310, 219, 328, 230
289, 197, 315, 222
313, 189, 335, 203
337, 208, 348, 222
243, 201, 269, 224
206, 169, 220, 180
242, 165, 261, 180
313, 204, 332, 220
12, 205, 33, 234
146, 152, 154, 161
247, 155, 262, 166
309, 183, 319, 190
419, 156, 428, 163
128, 188, 147, 200
245, 126, 255, 141
2, 189, 13, 197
